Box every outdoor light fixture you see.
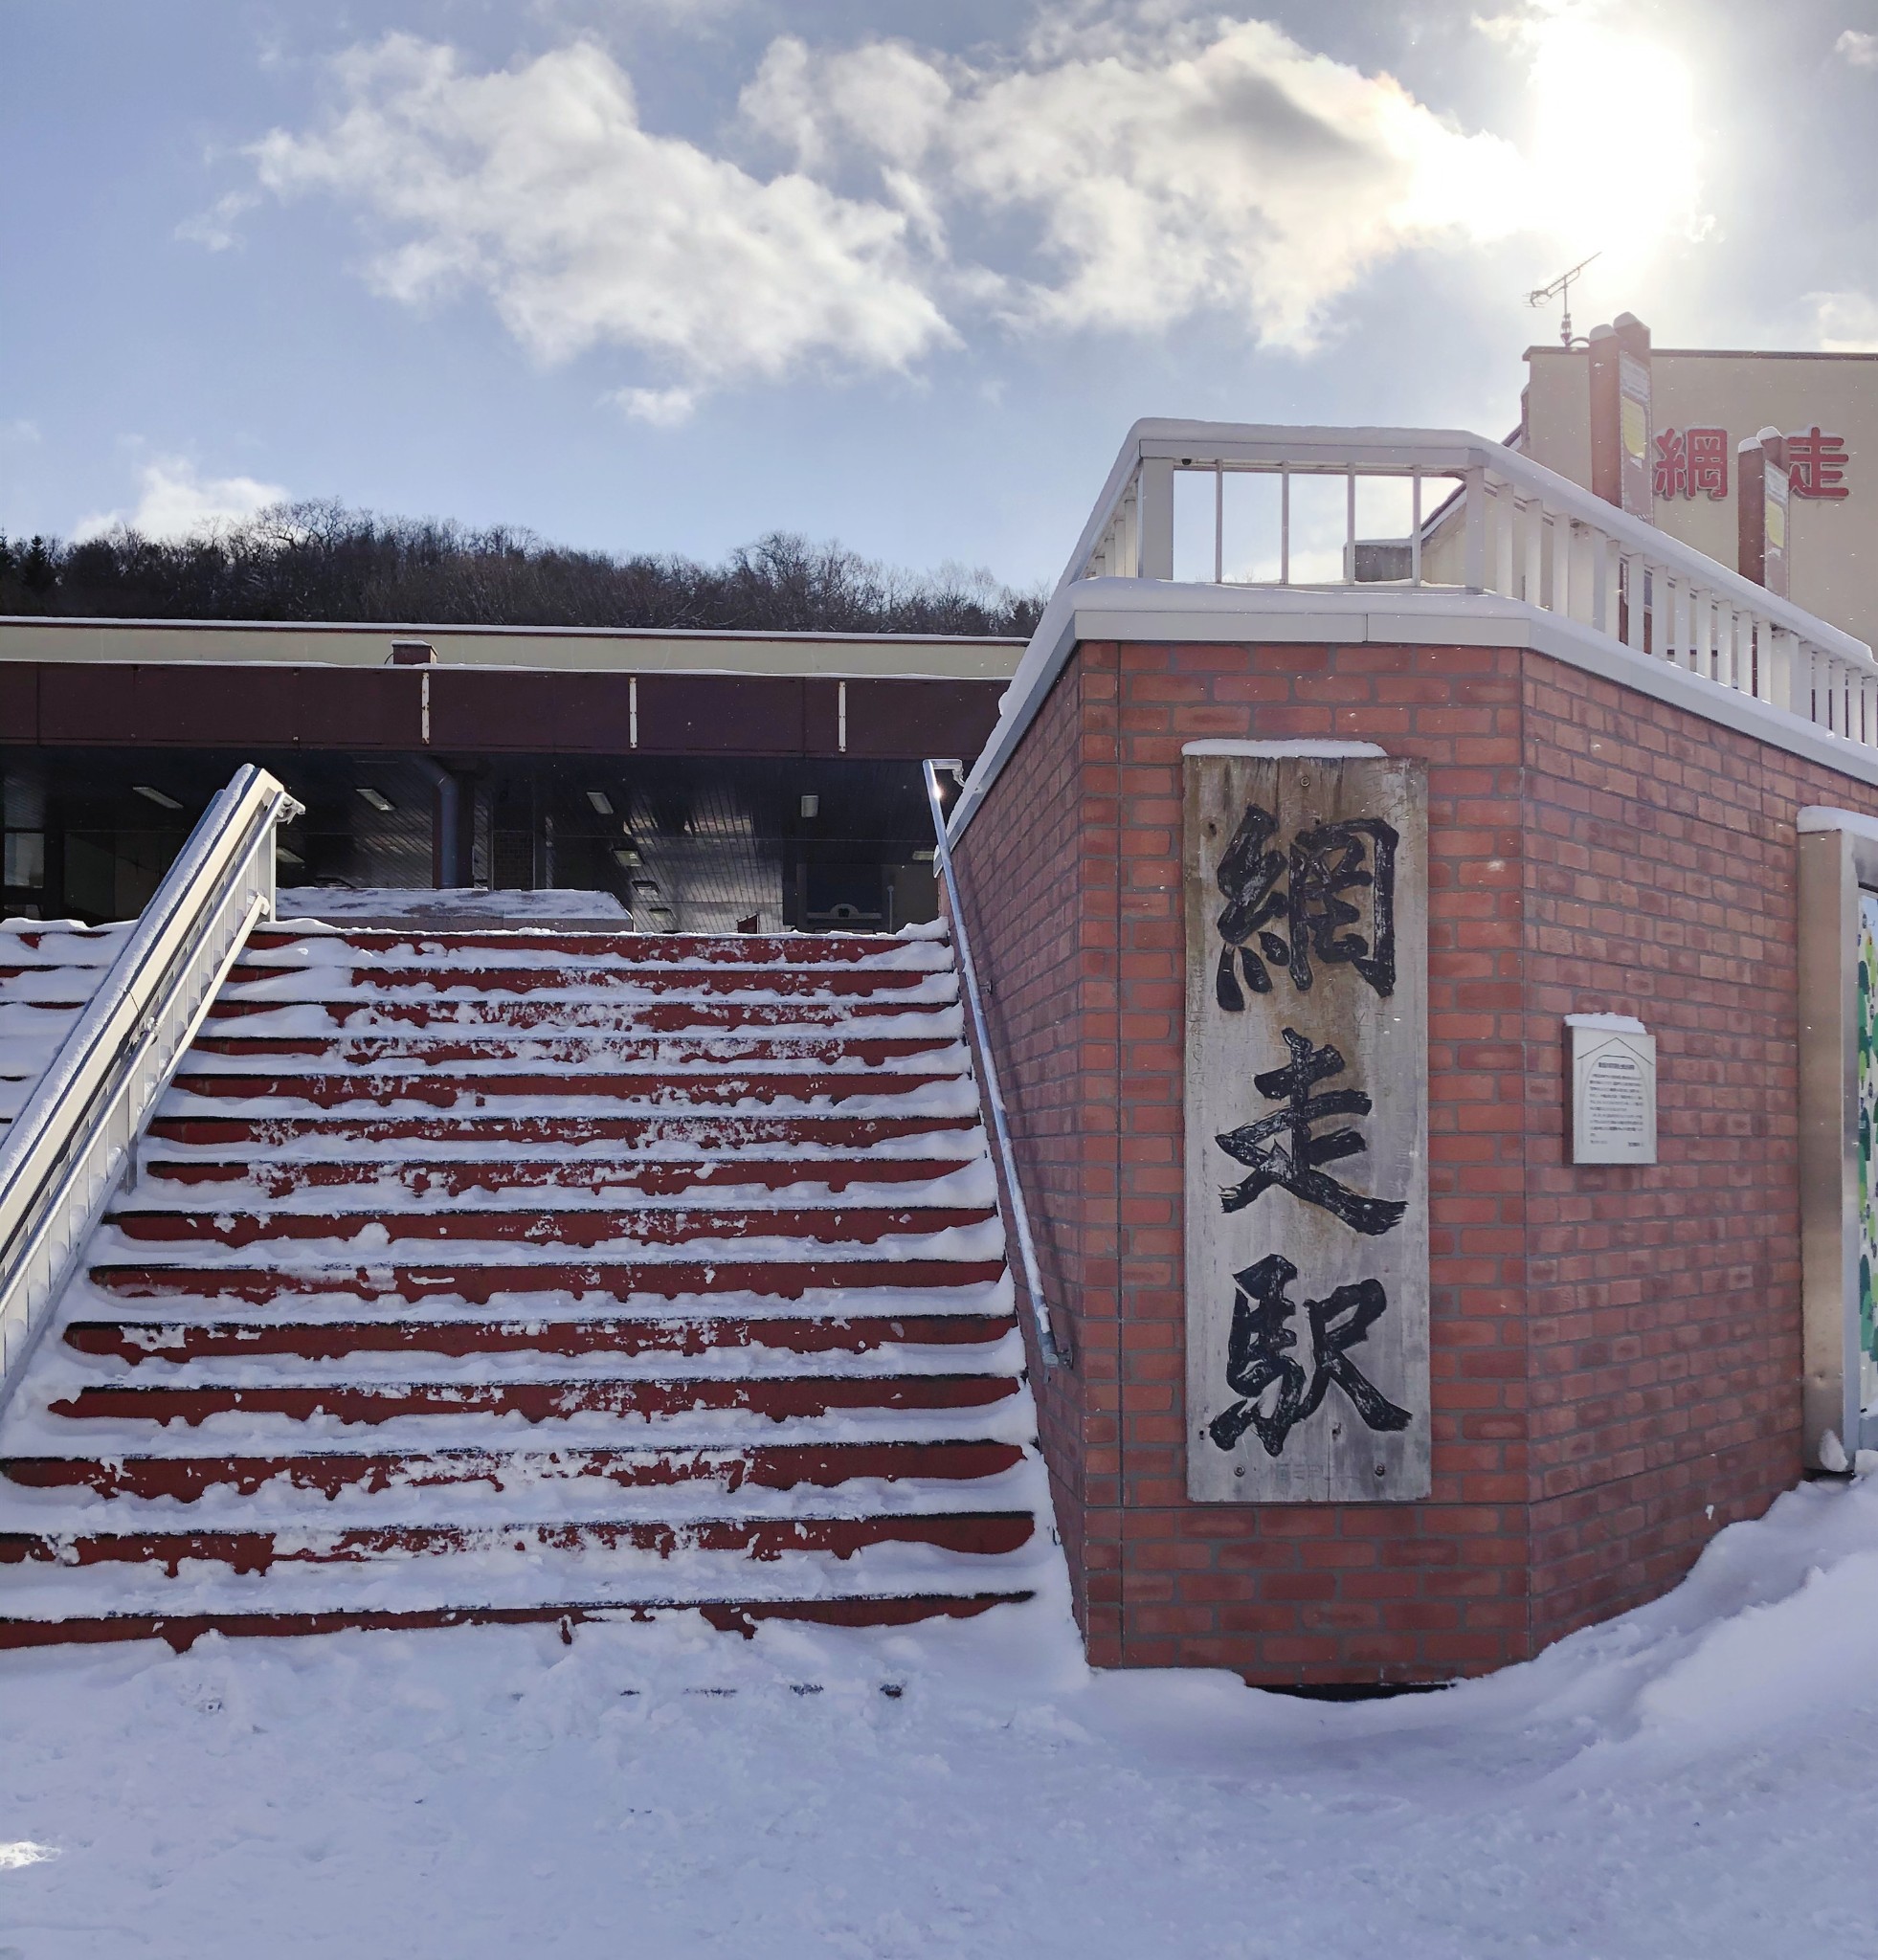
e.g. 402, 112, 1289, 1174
132, 785, 183, 811
799, 794, 819, 818
355, 787, 395, 813
586, 791, 614, 816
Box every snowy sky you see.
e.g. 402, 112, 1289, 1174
5, 0, 1877, 584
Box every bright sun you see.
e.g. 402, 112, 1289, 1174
1523, 12, 1704, 274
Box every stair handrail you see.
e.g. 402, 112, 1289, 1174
923, 759, 1066, 1372
0, 764, 303, 1403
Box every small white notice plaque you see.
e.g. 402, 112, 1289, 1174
1567, 1015, 1656, 1165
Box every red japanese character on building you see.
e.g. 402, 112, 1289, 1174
1786, 427, 1850, 501
1687, 427, 1728, 500
1652, 427, 1728, 501
1653, 427, 1689, 500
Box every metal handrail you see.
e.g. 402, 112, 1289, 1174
923, 758, 1066, 1373
0, 764, 303, 1402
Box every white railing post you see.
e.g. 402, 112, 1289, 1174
1463, 465, 1487, 590
1137, 457, 1174, 581
1491, 480, 1515, 596
1769, 629, 1796, 712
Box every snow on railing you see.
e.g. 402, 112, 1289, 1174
923, 759, 1066, 1373
1066, 420, 1878, 746
0, 765, 303, 1403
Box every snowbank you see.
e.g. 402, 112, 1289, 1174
2, 1474, 1877, 1956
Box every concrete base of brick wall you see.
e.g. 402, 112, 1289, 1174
951, 632, 1856, 1683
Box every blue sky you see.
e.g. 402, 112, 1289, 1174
4, 0, 1875, 587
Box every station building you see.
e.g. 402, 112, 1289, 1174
5, 325, 1878, 1684
0, 619, 1016, 930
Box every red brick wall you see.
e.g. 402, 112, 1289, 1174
953, 631, 1878, 1684
944, 662, 1107, 1636
1518, 657, 1849, 1645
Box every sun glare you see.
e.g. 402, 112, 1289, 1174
1524, 14, 1703, 273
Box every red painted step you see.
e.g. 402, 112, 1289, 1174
108, 1204, 995, 1249
0, 1592, 1034, 1654
86, 1256, 1007, 1304
167, 1069, 962, 1108
220, 962, 942, 997
49, 1371, 1021, 1427
0, 1437, 1028, 1501
64, 1311, 1015, 1365
0, 1510, 1036, 1574
190, 1033, 957, 1066
243, 929, 916, 963
205, 997, 947, 1032
145, 1113, 972, 1150
141, 1156, 976, 1197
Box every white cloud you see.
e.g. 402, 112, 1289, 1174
609, 383, 698, 426
240, 13, 1708, 401
1806, 290, 1878, 351
176, 190, 259, 253
750, 21, 1532, 350
0, 419, 39, 448
1836, 28, 1878, 68
252, 36, 952, 394
75, 458, 289, 542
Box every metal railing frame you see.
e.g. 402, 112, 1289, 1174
923, 759, 1066, 1373
0, 764, 303, 1405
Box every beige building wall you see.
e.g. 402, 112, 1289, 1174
0, 618, 1025, 679
1524, 345, 1878, 646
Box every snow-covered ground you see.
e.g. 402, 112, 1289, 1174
3, 1473, 1877, 1958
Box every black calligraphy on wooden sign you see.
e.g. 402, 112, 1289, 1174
1205, 1253, 1414, 1458
1214, 1027, 1408, 1236
1214, 802, 1398, 1008
1185, 751, 1429, 1503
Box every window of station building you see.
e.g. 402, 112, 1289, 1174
2, 828, 46, 918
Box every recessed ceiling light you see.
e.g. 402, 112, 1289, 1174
355, 787, 395, 813
799, 794, 819, 818
612, 847, 642, 870
586, 791, 614, 816
132, 784, 183, 811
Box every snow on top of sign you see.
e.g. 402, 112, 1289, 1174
1565, 1013, 1648, 1033
1179, 740, 1387, 758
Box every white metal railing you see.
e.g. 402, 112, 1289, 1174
0, 765, 302, 1403
1066, 421, 1878, 746
923, 759, 1065, 1372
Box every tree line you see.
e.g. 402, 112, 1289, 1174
0, 503, 1046, 637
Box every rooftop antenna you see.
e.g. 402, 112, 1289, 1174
1527, 252, 1600, 348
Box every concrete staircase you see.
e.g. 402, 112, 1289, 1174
0, 922, 1049, 1648
0, 922, 131, 1149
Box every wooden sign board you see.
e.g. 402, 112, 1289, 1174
1183, 749, 1430, 1504
1567, 1016, 1656, 1165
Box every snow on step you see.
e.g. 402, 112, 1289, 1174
0, 920, 133, 1135
0, 922, 1053, 1646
